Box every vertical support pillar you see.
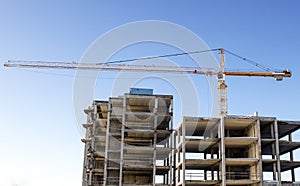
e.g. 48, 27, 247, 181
153, 98, 158, 186
82, 143, 88, 186
274, 119, 281, 185
256, 118, 263, 186
176, 128, 181, 185
217, 119, 221, 181
204, 152, 207, 180
91, 102, 97, 151
153, 132, 157, 186
270, 122, 276, 180
169, 98, 173, 186
103, 101, 111, 186
211, 148, 214, 180
182, 120, 186, 186
173, 131, 177, 186
88, 170, 93, 186
220, 116, 226, 185
168, 134, 172, 185
289, 134, 295, 182
88, 102, 97, 186
168, 122, 172, 185
119, 96, 127, 186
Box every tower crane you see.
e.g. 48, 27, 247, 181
4, 48, 291, 116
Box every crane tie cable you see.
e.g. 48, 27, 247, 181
100, 48, 219, 64
100, 48, 280, 73
221, 49, 279, 72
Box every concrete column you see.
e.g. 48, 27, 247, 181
182, 120, 186, 186
220, 117, 226, 185
103, 101, 111, 186
91, 102, 97, 151
168, 99, 173, 186
211, 148, 214, 180
274, 119, 281, 185
119, 96, 127, 186
177, 128, 181, 185
256, 118, 263, 186
152, 98, 158, 186
217, 119, 221, 181
168, 127, 173, 185
289, 134, 295, 182
270, 122, 276, 180
88, 103, 98, 186
204, 152, 207, 180
88, 170, 93, 186
173, 131, 177, 185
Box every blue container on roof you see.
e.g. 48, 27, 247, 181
129, 88, 153, 95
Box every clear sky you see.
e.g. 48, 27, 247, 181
0, 1, 300, 185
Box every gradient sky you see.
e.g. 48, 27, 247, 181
1, 1, 300, 185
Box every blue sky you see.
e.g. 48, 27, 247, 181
0, 1, 300, 185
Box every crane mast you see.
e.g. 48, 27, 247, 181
4, 49, 291, 116
218, 48, 227, 116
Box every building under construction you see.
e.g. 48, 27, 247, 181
2, 47, 295, 185
81, 90, 300, 186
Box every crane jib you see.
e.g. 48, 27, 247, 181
4, 57, 292, 116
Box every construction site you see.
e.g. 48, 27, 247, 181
3, 2, 300, 186
4, 49, 299, 186
81, 88, 300, 186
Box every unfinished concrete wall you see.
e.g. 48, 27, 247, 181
82, 101, 108, 186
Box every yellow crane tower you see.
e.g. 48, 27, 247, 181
4, 48, 291, 116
